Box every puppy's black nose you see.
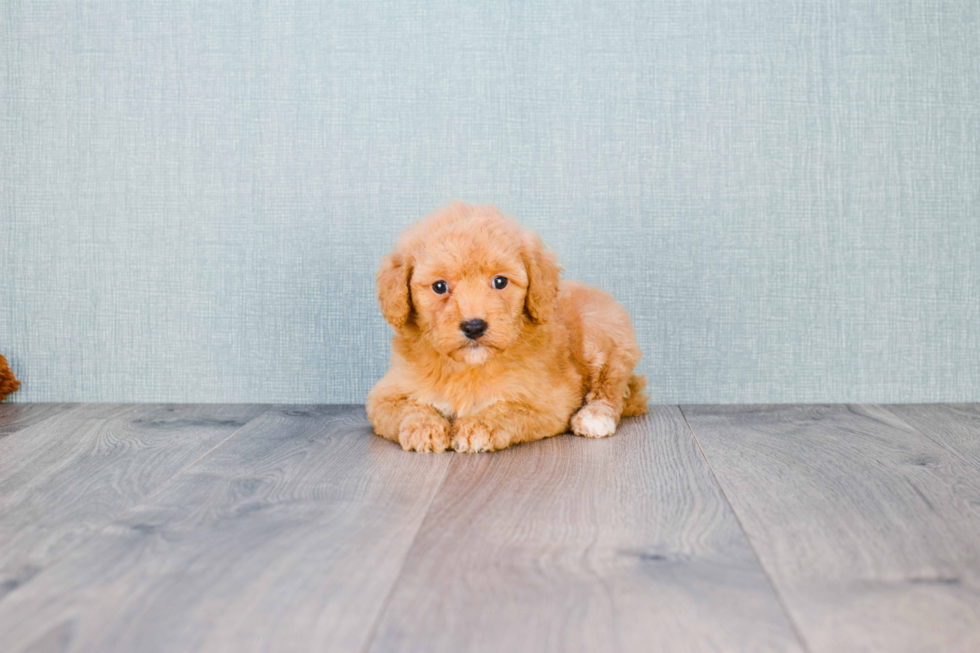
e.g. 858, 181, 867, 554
460, 319, 488, 340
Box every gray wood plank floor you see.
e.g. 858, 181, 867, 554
884, 404, 980, 471
0, 402, 977, 652
367, 406, 802, 653
0, 403, 76, 436
681, 404, 980, 653
0, 405, 451, 653
0, 403, 267, 601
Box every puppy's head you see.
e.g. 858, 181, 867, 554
377, 202, 560, 364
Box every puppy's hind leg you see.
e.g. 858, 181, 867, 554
571, 339, 645, 439
622, 374, 649, 417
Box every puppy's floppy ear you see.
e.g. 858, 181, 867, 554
522, 231, 561, 324
377, 250, 413, 328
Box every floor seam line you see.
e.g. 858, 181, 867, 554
677, 405, 814, 653
357, 450, 459, 653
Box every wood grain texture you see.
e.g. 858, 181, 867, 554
366, 406, 804, 653
883, 404, 980, 470
682, 404, 980, 653
0, 403, 76, 436
0, 403, 267, 601
0, 405, 452, 653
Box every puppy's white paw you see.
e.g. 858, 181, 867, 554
571, 402, 617, 438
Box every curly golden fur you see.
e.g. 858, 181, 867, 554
367, 202, 647, 452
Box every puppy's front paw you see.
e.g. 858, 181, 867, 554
451, 419, 508, 453
571, 401, 618, 438
398, 413, 451, 453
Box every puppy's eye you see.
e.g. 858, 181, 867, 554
493, 276, 509, 290
432, 281, 448, 295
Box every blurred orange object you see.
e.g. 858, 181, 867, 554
0, 354, 20, 401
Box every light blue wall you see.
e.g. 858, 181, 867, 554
2, 1, 978, 404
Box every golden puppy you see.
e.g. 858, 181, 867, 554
367, 202, 647, 452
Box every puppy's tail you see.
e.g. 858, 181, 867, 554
621, 374, 649, 417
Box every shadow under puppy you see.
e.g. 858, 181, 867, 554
368, 202, 647, 452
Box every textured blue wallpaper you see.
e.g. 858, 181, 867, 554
2, 1, 978, 403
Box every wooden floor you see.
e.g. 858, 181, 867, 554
1, 404, 978, 653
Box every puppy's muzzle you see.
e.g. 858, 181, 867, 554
460, 319, 488, 340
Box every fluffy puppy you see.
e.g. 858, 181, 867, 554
367, 202, 647, 452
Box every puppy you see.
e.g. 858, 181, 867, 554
367, 202, 648, 452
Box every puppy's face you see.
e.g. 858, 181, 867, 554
377, 203, 560, 365
411, 239, 528, 364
